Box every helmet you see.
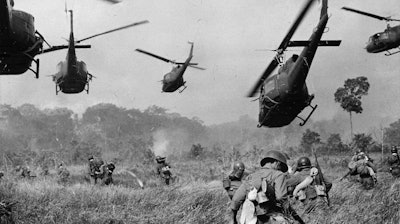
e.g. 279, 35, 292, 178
231, 162, 245, 180
357, 154, 366, 161
260, 150, 288, 172
88, 155, 94, 161
233, 162, 245, 172
391, 146, 398, 154
297, 157, 312, 170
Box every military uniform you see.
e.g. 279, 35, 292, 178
224, 174, 244, 199
343, 157, 377, 189
230, 151, 301, 224
57, 164, 70, 184
388, 146, 400, 177
88, 156, 104, 184
98, 162, 115, 185
224, 162, 247, 199
156, 156, 172, 185
287, 168, 332, 220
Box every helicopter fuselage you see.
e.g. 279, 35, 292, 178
53, 31, 91, 94
0, 0, 42, 75
258, 14, 329, 128
162, 65, 187, 92
54, 60, 89, 94
365, 25, 400, 53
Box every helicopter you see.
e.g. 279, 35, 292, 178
0, 0, 65, 78
135, 42, 205, 93
47, 10, 148, 95
342, 7, 400, 56
247, 0, 341, 128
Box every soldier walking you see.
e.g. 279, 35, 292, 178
88, 155, 104, 184
156, 156, 172, 185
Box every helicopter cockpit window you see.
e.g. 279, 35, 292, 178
81, 62, 87, 72
262, 78, 275, 94
379, 32, 389, 40
164, 73, 172, 82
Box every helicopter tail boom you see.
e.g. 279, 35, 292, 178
0, 0, 12, 33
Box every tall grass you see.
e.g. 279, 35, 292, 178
1, 154, 399, 224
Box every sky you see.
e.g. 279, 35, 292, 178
1, 0, 400, 127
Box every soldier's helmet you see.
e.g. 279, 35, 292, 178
88, 155, 94, 161
391, 146, 398, 154
297, 157, 312, 170
357, 154, 366, 161
231, 161, 245, 179
260, 150, 288, 172
233, 161, 245, 172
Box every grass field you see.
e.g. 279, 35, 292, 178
1, 153, 399, 224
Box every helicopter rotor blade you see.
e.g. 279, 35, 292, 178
135, 49, 175, 64
247, 59, 279, 97
76, 20, 149, 43
39, 45, 91, 54
276, 0, 316, 52
188, 65, 206, 70
342, 7, 400, 22
247, 0, 315, 97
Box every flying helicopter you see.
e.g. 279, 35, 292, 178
247, 0, 341, 128
47, 10, 148, 95
0, 0, 66, 78
135, 43, 205, 93
342, 7, 400, 56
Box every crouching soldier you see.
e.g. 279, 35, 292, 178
388, 146, 400, 177
223, 161, 246, 199
340, 154, 377, 189
229, 150, 303, 224
98, 162, 116, 186
57, 163, 70, 184
287, 157, 332, 221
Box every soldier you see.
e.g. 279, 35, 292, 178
229, 150, 303, 224
340, 154, 377, 189
388, 146, 400, 177
57, 163, 70, 184
88, 155, 104, 184
156, 156, 172, 185
287, 157, 332, 221
98, 162, 116, 185
223, 161, 246, 199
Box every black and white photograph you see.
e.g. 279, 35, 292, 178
1, 0, 400, 223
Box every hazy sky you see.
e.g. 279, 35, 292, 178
1, 0, 400, 126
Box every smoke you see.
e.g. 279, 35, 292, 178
151, 127, 195, 157
151, 129, 170, 157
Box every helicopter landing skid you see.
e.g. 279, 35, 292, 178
85, 83, 90, 94
385, 48, 400, 56
178, 82, 187, 93
27, 58, 39, 79
297, 104, 318, 126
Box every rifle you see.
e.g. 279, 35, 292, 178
313, 151, 330, 206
